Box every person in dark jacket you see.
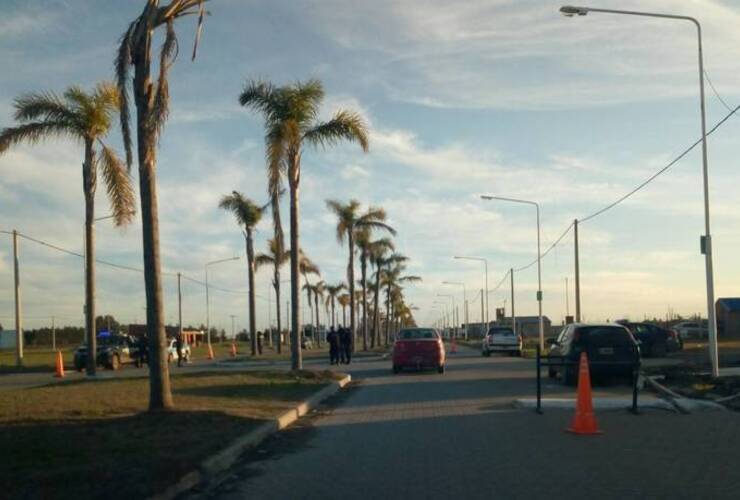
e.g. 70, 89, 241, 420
327, 326, 340, 365
175, 334, 183, 367
339, 327, 352, 364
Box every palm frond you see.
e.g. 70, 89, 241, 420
303, 110, 369, 152
219, 191, 263, 229
0, 121, 79, 154
12, 92, 78, 128
150, 18, 178, 141
98, 142, 136, 226
254, 253, 275, 270
298, 250, 320, 276
239, 80, 280, 120
355, 219, 397, 237
115, 20, 137, 168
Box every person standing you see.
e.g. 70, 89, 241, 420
175, 334, 183, 367
340, 327, 352, 365
327, 326, 340, 365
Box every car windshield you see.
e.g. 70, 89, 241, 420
399, 329, 437, 340
97, 336, 124, 346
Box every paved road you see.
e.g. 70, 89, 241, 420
186, 345, 740, 500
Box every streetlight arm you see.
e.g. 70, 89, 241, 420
560, 6, 699, 27
480, 195, 539, 209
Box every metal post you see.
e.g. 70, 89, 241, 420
574, 219, 581, 323
536, 344, 543, 414
631, 360, 640, 415
535, 204, 544, 351
480, 289, 485, 335
205, 267, 211, 347
51, 315, 56, 351
510, 268, 516, 336
177, 272, 183, 343
464, 300, 469, 340
13, 230, 23, 366
565, 277, 570, 319
230, 314, 236, 339
484, 260, 489, 329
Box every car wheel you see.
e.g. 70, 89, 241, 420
650, 342, 667, 358
438, 364, 445, 374
110, 355, 120, 371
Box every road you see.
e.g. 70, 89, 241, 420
186, 345, 740, 500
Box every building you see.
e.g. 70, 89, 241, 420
126, 324, 205, 345
495, 316, 553, 338
0, 330, 17, 350
716, 298, 740, 338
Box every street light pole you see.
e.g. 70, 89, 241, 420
443, 281, 468, 339
454, 256, 489, 328
481, 196, 544, 350
437, 294, 456, 337
205, 256, 241, 348
561, 5, 719, 376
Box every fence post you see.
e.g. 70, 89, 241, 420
536, 344, 543, 414
631, 359, 640, 415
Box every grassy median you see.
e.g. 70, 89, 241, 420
0, 369, 341, 499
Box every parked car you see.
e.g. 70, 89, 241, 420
392, 328, 446, 374
481, 326, 522, 357
618, 321, 681, 357
166, 338, 191, 363
73, 334, 139, 371
547, 323, 640, 385
672, 321, 708, 340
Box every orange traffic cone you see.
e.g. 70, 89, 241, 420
567, 352, 602, 435
54, 350, 65, 378
230, 342, 237, 357
450, 337, 457, 354
207, 344, 215, 360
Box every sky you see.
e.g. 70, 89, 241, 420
1, 0, 740, 334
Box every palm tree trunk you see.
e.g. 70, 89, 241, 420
342, 304, 347, 327
372, 266, 381, 349
384, 282, 391, 346
347, 232, 355, 353
361, 254, 368, 351
314, 293, 321, 347
331, 298, 336, 329
133, 21, 173, 411
289, 164, 302, 370
246, 230, 257, 356
83, 140, 97, 376
274, 275, 281, 354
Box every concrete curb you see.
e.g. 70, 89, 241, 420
151, 374, 352, 500
513, 397, 677, 412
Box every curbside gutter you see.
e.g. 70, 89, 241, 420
151, 374, 352, 500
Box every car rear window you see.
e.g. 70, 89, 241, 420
488, 328, 514, 335
577, 326, 632, 344
399, 329, 437, 340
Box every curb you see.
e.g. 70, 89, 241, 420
513, 397, 677, 412
151, 374, 352, 500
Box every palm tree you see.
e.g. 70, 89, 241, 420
326, 200, 393, 351
368, 240, 396, 348
240, 79, 368, 370
383, 262, 422, 345
255, 238, 289, 353
338, 293, 351, 327
324, 283, 346, 329
115, 0, 208, 410
219, 191, 263, 356
0, 83, 135, 377
306, 280, 325, 348
354, 217, 396, 351
299, 250, 320, 347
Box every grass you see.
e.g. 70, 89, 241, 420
0, 369, 340, 499
0, 347, 76, 374
197, 340, 388, 362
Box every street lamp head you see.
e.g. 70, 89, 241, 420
560, 5, 589, 17
480, 195, 494, 200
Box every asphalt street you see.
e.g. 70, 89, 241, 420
184, 345, 740, 500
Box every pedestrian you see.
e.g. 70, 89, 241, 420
340, 327, 352, 365
327, 326, 340, 365
175, 334, 183, 367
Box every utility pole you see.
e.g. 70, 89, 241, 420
13, 230, 23, 366
230, 314, 236, 339
565, 277, 570, 320
480, 289, 484, 335
510, 268, 516, 337
177, 273, 183, 345
574, 219, 581, 322
51, 315, 56, 351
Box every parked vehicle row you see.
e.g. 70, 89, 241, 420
73, 334, 191, 371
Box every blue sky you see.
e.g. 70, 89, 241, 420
1, 0, 740, 333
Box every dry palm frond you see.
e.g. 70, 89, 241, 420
303, 110, 369, 152
98, 142, 136, 226
0, 121, 78, 153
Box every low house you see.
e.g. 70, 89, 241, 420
716, 298, 740, 338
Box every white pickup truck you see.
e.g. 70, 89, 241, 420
481, 327, 523, 357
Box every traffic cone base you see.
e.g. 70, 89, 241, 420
207, 344, 215, 360
566, 352, 602, 435
54, 350, 65, 378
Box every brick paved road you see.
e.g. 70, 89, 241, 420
187, 346, 740, 500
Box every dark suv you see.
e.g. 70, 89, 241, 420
73, 334, 139, 371
547, 323, 640, 385
618, 321, 682, 357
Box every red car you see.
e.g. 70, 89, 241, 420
392, 328, 446, 374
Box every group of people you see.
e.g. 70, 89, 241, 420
326, 326, 353, 365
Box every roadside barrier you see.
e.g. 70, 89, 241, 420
535, 345, 640, 416
54, 350, 65, 378
567, 352, 602, 435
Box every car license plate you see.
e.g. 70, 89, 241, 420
598, 347, 614, 355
